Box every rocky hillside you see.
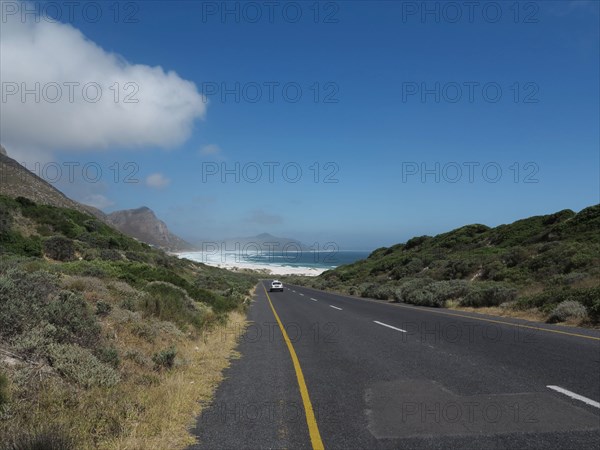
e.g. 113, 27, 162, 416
0, 147, 191, 251
0, 149, 105, 221
107, 207, 193, 251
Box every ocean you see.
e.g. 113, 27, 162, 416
177, 249, 371, 276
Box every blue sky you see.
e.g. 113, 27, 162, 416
2, 1, 599, 250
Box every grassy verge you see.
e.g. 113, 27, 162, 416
0, 262, 253, 449
0, 195, 259, 448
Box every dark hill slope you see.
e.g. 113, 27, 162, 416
288, 205, 600, 323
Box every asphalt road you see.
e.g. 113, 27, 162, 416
190, 281, 600, 449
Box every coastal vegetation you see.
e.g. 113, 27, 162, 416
286, 205, 600, 326
0, 195, 258, 448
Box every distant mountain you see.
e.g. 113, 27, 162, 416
213, 233, 311, 252
107, 207, 193, 251
0, 149, 106, 221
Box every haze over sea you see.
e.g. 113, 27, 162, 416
178, 250, 370, 276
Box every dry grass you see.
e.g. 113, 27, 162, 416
101, 310, 247, 450
1, 310, 248, 449
447, 303, 598, 328
447, 304, 549, 323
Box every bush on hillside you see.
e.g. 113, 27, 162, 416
459, 283, 517, 307
44, 236, 75, 261
0, 269, 101, 349
47, 343, 120, 388
141, 281, 209, 331
0, 371, 8, 407
152, 346, 177, 370
516, 287, 600, 322
547, 300, 588, 323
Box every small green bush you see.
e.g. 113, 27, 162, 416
10, 323, 57, 358
43, 236, 75, 261
516, 287, 600, 322
95, 346, 120, 368
0, 269, 59, 338
460, 283, 517, 307
100, 248, 122, 261
547, 300, 589, 323
45, 291, 101, 348
47, 343, 120, 388
0, 371, 8, 407
95, 301, 112, 317
152, 346, 177, 370
131, 321, 158, 342
141, 281, 207, 330
120, 296, 138, 311
124, 350, 152, 367
393, 278, 434, 303
0, 231, 43, 257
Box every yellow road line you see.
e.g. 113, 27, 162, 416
262, 285, 325, 450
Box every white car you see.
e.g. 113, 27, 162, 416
270, 280, 283, 292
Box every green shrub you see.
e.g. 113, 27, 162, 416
0, 269, 59, 338
460, 283, 517, 307
547, 300, 589, 323
502, 247, 529, 267
10, 323, 57, 358
393, 278, 434, 302
125, 251, 151, 263
45, 291, 101, 348
444, 259, 479, 279
95, 346, 120, 368
120, 296, 138, 312
0, 268, 101, 353
131, 321, 158, 343
427, 280, 470, 302
59, 260, 116, 278
43, 236, 75, 261
517, 287, 600, 322
406, 289, 438, 307
404, 235, 431, 250
95, 301, 112, 317
100, 248, 122, 261
124, 350, 151, 367
140, 281, 208, 330
371, 285, 395, 300
0, 371, 8, 407
359, 283, 379, 299
47, 343, 120, 388
0, 230, 43, 257
152, 346, 177, 370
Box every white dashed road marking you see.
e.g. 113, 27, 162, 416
374, 320, 407, 333
547, 386, 600, 409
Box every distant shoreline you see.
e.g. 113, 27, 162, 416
176, 250, 333, 276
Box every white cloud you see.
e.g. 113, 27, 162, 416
81, 194, 115, 209
199, 144, 222, 156
0, 4, 207, 159
146, 173, 170, 189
